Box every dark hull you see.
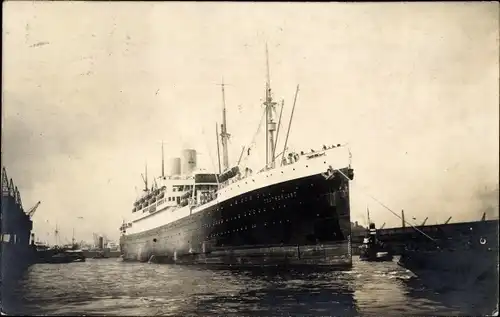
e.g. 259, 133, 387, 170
38, 256, 86, 264
120, 168, 353, 268
357, 219, 500, 256
1, 193, 36, 287
36, 249, 87, 264
398, 220, 499, 292
359, 252, 393, 262
83, 250, 121, 258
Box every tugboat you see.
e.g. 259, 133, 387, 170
92, 250, 109, 259
64, 249, 86, 262
359, 223, 394, 262
36, 245, 86, 264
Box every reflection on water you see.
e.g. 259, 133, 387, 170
2, 257, 497, 316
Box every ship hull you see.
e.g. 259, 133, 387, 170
120, 168, 353, 268
398, 248, 498, 288
1, 196, 36, 277
397, 219, 499, 292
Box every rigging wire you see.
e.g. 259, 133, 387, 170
201, 127, 220, 187
334, 167, 438, 244
240, 108, 267, 165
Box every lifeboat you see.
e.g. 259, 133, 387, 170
219, 166, 240, 183
180, 199, 188, 207
181, 190, 192, 199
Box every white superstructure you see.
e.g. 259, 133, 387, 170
121, 144, 350, 236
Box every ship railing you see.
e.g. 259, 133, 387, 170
218, 173, 249, 191
259, 145, 346, 172
192, 194, 218, 208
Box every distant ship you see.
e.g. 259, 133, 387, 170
1, 168, 40, 286
82, 235, 121, 258
119, 49, 355, 268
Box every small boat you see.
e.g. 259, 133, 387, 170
64, 249, 86, 262
46, 253, 76, 264
37, 247, 86, 264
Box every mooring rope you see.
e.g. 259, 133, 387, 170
334, 167, 438, 244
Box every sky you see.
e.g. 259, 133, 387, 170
2, 1, 499, 244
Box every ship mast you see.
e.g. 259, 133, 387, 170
141, 163, 148, 192
219, 78, 230, 172
264, 44, 277, 169
161, 141, 165, 179
216, 123, 222, 174
54, 223, 59, 246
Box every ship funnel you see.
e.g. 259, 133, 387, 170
169, 157, 181, 176
181, 149, 197, 175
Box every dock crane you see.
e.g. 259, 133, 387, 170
444, 216, 452, 224
380, 222, 386, 229
26, 201, 41, 219
421, 217, 428, 226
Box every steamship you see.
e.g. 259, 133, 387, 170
119, 51, 355, 268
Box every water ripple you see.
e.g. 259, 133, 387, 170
1, 257, 496, 316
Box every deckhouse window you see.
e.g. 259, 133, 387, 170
172, 185, 183, 192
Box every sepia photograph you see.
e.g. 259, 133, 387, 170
1, 1, 499, 316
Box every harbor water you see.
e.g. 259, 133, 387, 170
2, 257, 497, 316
